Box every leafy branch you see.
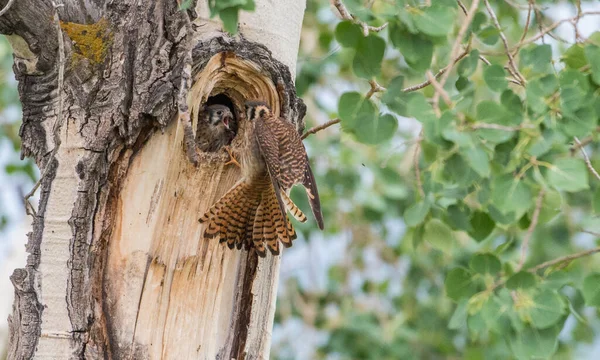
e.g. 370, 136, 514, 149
302, 80, 384, 139
330, 0, 388, 36
528, 246, 600, 273
483, 0, 526, 85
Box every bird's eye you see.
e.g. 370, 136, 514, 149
216, 110, 222, 115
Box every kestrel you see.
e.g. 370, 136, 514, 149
199, 100, 324, 256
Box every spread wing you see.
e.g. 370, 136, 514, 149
255, 116, 324, 230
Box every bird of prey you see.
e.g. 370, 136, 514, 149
199, 100, 324, 256
196, 104, 236, 153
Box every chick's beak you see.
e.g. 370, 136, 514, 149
223, 115, 231, 129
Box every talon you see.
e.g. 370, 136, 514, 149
224, 146, 241, 168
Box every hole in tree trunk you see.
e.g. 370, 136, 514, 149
190, 51, 284, 157
205, 93, 238, 135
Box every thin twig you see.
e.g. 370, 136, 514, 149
426, 70, 451, 115
301, 119, 341, 140
365, 79, 385, 99
517, 189, 545, 271
574, 136, 600, 181
582, 229, 600, 237
471, 123, 536, 131
402, 48, 470, 93
503, 0, 542, 10
456, 1, 492, 66
478, 55, 491, 65
512, 2, 533, 56
570, 135, 594, 155
0, 0, 15, 17
330, 0, 388, 36
433, 0, 480, 111
517, 11, 600, 49
573, 0, 583, 42
456, 0, 468, 14
528, 246, 600, 273
484, 0, 526, 85
25, 1, 66, 216
413, 133, 425, 198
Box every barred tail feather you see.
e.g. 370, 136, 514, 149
253, 199, 268, 257
199, 177, 298, 256
281, 191, 307, 223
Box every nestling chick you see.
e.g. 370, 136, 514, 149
196, 104, 236, 152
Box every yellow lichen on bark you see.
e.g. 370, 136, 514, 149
59, 18, 112, 64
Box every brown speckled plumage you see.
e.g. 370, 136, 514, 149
199, 101, 323, 256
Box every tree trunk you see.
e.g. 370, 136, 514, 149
2, 1, 306, 359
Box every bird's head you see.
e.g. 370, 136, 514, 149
205, 104, 234, 130
244, 100, 272, 122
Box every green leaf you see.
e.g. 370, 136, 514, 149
390, 26, 433, 72
529, 290, 566, 329
509, 326, 559, 359
424, 218, 456, 254
478, 26, 499, 45
593, 188, 600, 213
477, 101, 517, 126
413, 4, 456, 37
562, 43, 587, 69
526, 75, 558, 114
520, 44, 552, 74
457, 50, 480, 77
412, 224, 425, 249
560, 105, 597, 138
446, 204, 472, 231
462, 146, 490, 178
470, 253, 501, 275
338, 92, 363, 124
501, 89, 523, 115
585, 45, 600, 85
448, 300, 468, 329
443, 153, 479, 187
404, 200, 431, 227
335, 21, 362, 48
352, 113, 398, 145
338, 92, 377, 131
445, 268, 477, 301
583, 273, 600, 307
470, 12, 487, 33
219, 7, 240, 34
560, 70, 591, 113
537, 190, 562, 224
546, 158, 589, 193
475, 101, 518, 143
353, 35, 385, 79
469, 211, 495, 242
506, 271, 536, 290
491, 174, 533, 217
483, 64, 508, 92
406, 92, 436, 122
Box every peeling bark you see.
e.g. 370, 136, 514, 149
3, 0, 307, 359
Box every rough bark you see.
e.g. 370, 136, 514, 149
3, 0, 306, 359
